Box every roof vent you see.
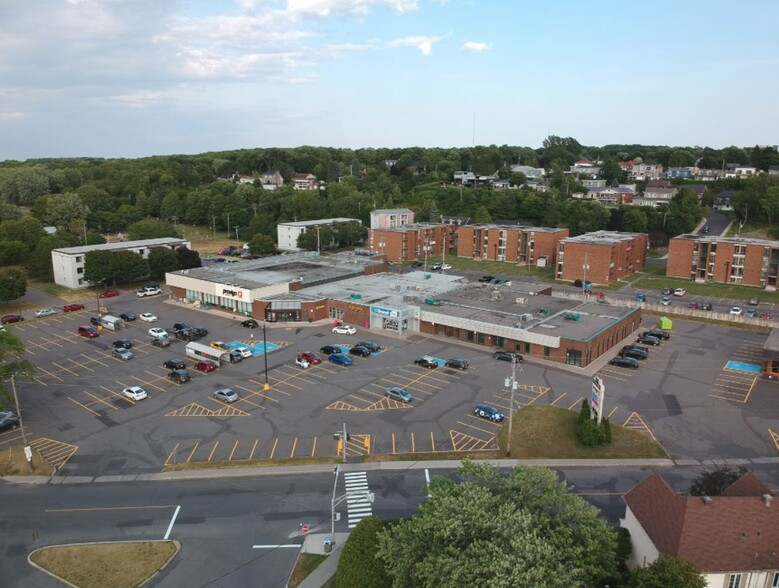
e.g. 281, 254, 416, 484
702, 496, 712, 506
763, 494, 773, 507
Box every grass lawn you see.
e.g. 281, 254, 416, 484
499, 405, 667, 459
725, 222, 776, 240
288, 553, 328, 588
162, 455, 339, 471
0, 445, 55, 476
30, 541, 180, 588
628, 270, 779, 303
420, 255, 556, 282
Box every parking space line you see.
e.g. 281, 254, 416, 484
164, 442, 180, 465
101, 386, 133, 404
234, 395, 268, 410
52, 362, 79, 377
249, 439, 259, 460
568, 396, 585, 410
207, 442, 219, 461
227, 440, 239, 461
186, 442, 200, 462
391, 433, 396, 454
310, 436, 317, 457
81, 389, 117, 410
290, 437, 298, 458
430, 432, 435, 452
269, 438, 278, 459
769, 429, 779, 453
550, 392, 568, 406
607, 406, 619, 419
130, 376, 166, 392
411, 432, 415, 453
67, 396, 101, 416
456, 419, 499, 435
0, 430, 25, 446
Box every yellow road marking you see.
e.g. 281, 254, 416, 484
29, 438, 78, 470
411, 432, 415, 453
269, 437, 278, 459
164, 442, 180, 465
622, 412, 657, 442
207, 442, 219, 461
607, 406, 619, 418
430, 432, 435, 452
66, 396, 101, 416
290, 437, 298, 458
186, 442, 200, 462
47, 505, 177, 513
769, 429, 779, 453
456, 420, 499, 435
391, 432, 396, 454
550, 392, 567, 406
311, 436, 317, 457
568, 396, 585, 411
52, 362, 79, 377
249, 439, 259, 460
228, 440, 239, 461
80, 389, 117, 410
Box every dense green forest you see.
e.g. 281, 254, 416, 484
0, 138, 777, 287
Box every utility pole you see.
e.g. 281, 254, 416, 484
262, 320, 270, 390
234, 226, 240, 241
505, 360, 519, 457
582, 253, 589, 297
226, 212, 230, 239
10, 375, 28, 448
212, 216, 216, 241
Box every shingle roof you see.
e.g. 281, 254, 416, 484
624, 472, 779, 573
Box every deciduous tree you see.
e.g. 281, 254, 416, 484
175, 247, 201, 270
627, 555, 706, 588
687, 465, 747, 496
147, 247, 179, 279
127, 219, 178, 240
0, 268, 27, 302
248, 234, 278, 255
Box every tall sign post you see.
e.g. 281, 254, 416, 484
590, 376, 605, 423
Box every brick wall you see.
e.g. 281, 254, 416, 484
667, 238, 694, 278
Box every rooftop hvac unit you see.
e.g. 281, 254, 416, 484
490, 291, 503, 301
519, 313, 533, 322
515, 297, 527, 305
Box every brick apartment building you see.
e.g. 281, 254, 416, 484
667, 234, 779, 288
556, 231, 648, 285
457, 224, 569, 268
369, 223, 458, 263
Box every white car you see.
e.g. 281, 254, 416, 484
148, 327, 169, 339
673, 288, 686, 296
137, 288, 162, 297
234, 346, 253, 358
295, 356, 310, 368
122, 386, 148, 401
730, 307, 743, 315
332, 324, 357, 335
660, 296, 671, 306
139, 313, 158, 323
34, 308, 56, 318
441, 263, 452, 270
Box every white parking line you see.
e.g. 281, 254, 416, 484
252, 544, 301, 549
163, 505, 181, 540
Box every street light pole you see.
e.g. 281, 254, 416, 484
582, 253, 590, 297
262, 319, 269, 390
505, 360, 519, 457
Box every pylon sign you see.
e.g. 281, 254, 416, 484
590, 376, 605, 423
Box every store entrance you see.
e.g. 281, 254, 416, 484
266, 309, 301, 322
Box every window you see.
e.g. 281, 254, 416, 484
771, 572, 778, 588
727, 573, 742, 588
544, 346, 550, 360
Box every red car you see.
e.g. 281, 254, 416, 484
63, 303, 85, 312
78, 326, 99, 338
1, 315, 23, 325
99, 289, 120, 299
299, 351, 322, 365
194, 360, 217, 373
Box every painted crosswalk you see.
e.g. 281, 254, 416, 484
344, 471, 373, 529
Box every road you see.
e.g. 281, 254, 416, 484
3, 463, 779, 587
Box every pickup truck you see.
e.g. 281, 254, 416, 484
137, 287, 162, 297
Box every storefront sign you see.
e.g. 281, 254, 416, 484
371, 306, 398, 318
348, 304, 363, 313
220, 286, 251, 301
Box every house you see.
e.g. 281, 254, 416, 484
694, 168, 725, 182
630, 162, 663, 181
292, 173, 318, 190
236, 175, 256, 184
492, 178, 511, 190
712, 189, 738, 211
569, 160, 601, 175
585, 185, 635, 205
509, 165, 546, 180
453, 171, 497, 187
768, 165, 779, 176
260, 170, 284, 190
686, 184, 708, 202
618, 160, 636, 173
370, 208, 414, 230
621, 471, 779, 588
662, 167, 694, 179
581, 178, 607, 189
636, 185, 678, 207
277, 218, 361, 252
384, 159, 398, 168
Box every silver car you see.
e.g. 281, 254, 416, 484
214, 388, 239, 403
113, 348, 134, 361
34, 308, 57, 318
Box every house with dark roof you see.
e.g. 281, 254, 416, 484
713, 189, 738, 211
621, 472, 779, 588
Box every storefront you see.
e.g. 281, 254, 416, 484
369, 304, 416, 335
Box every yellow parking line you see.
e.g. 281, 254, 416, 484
67, 358, 94, 372
67, 397, 100, 416
290, 437, 298, 458
227, 440, 239, 461
568, 396, 585, 411
608, 406, 619, 418
392, 433, 396, 454
269, 438, 278, 459
310, 436, 317, 457
186, 442, 200, 462
249, 439, 259, 460
52, 362, 79, 377
79, 390, 116, 410
456, 420, 497, 435
207, 442, 219, 461
164, 442, 180, 465
430, 432, 435, 452
550, 392, 567, 406
411, 432, 415, 453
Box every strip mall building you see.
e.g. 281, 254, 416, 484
166, 252, 641, 368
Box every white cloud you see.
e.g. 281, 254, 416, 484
284, 0, 419, 18
462, 41, 491, 53
108, 91, 166, 108
0, 111, 26, 122
387, 34, 446, 55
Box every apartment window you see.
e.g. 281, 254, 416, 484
544, 346, 550, 360
76, 267, 84, 274
727, 574, 742, 588
75, 256, 83, 263
734, 245, 746, 255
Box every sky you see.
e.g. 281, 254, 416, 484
1, 0, 778, 160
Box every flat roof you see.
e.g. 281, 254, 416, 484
370, 208, 413, 215
278, 218, 359, 228
465, 223, 567, 233
53, 238, 188, 255
672, 234, 779, 248
168, 252, 382, 290
561, 230, 646, 245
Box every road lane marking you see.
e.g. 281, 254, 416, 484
163, 505, 181, 540
253, 544, 301, 549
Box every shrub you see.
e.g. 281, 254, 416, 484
577, 411, 612, 447
334, 517, 390, 588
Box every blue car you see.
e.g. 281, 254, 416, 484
633, 293, 647, 302
328, 353, 353, 366
474, 403, 504, 423
385, 387, 412, 403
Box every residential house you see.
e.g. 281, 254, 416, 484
635, 184, 678, 207
453, 171, 497, 187
292, 173, 318, 191
694, 168, 725, 182
458, 224, 569, 267
384, 159, 398, 168
630, 162, 663, 181
237, 175, 256, 184
662, 167, 694, 179
618, 160, 636, 174
569, 159, 601, 176
712, 189, 738, 211
768, 165, 779, 176
509, 165, 546, 180
735, 165, 759, 179
686, 184, 708, 202
260, 170, 284, 191
370, 208, 414, 230
621, 471, 779, 588
492, 178, 511, 190
581, 178, 607, 189
585, 185, 636, 205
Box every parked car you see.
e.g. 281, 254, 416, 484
152, 337, 171, 348
328, 353, 353, 366
78, 326, 99, 338
639, 335, 661, 346
730, 307, 743, 315
410, 261, 423, 268
228, 350, 243, 363
354, 341, 381, 353
0, 411, 20, 431
136, 287, 161, 297
673, 288, 686, 296
148, 328, 169, 339
119, 312, 137, 321
479, 275, 496, 283
214, 388, 239, 403
346, 345, 369, 357
295, 356, 310, 368
1, 315, 23, 325
173, 322, 192, 331
192, 326, 208, 337
241, 319, 259, 328
332, 324, 357, 335
210, 341, 228, 350
112, 339, 133, 349
114, 348, 134, 360
633, 294, 647, 302
440, 263, 452, 270
99, 289, 120, 299
299, 351, 322, 365
63, 303, 85, 312
89, 316, 101, 326
139, 313, 158, 322
234, 346, 253, 358
744, 308, 757, 318
414, 356, 439, 369
619, 349, 647, 361
194, 360, 217, 373
760, 313, 772, 320
661, 288, 672, 296
163, 359, 186, 370
645, 329, 670, 340
492, 351, 522, 363
34, 308, 57, 318
385, 386, 412, 403
748, 297, 760, 306
445, 358, 469, 370
698, 302, 712, 311
430, 263, 442, 270
686, 301, 699, 309
319, 344, 342, 355
660, 296, 671, 306
174, 328, 198, 341
701, 226, 710, 234
168, 369, 191, 383
610, 357, 640, 369
474, 403, 504, 422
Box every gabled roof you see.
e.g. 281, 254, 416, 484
624, 472, 779, 573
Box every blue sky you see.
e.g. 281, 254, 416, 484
1, 0, 778, 160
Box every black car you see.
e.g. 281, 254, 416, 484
241, 319, 259, 328
644, 329, 671, 340
479, 276, 495, 283
445, 358, 469, 370
173, 322, 191, 332
349, 346, 371, 357
119, 312, 137, 322
192, 326, 208, 337
639, 335, 661, 346
320, 344, 341, 355
698, 302, 713, 311
228, 350, 243, 363
0, 411, 20, 431
619, 349, 647, 361
410, 261, 423, 268
354, 341, 381, 353
623, 344, 649, 354
112, 339, 133, 349
493, 351, 523, 363
414, 356, 439, 369
610, 357, 639, 369
163, 359, 186, 370
168, 369, 191, 383
174, 328, 198, 341
89, 316, 101, 326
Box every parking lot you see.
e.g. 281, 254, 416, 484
7, 292, 779, 476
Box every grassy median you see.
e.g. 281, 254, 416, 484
0, 446, 54, 476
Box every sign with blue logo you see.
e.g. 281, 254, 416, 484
371, 306, 398, 318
